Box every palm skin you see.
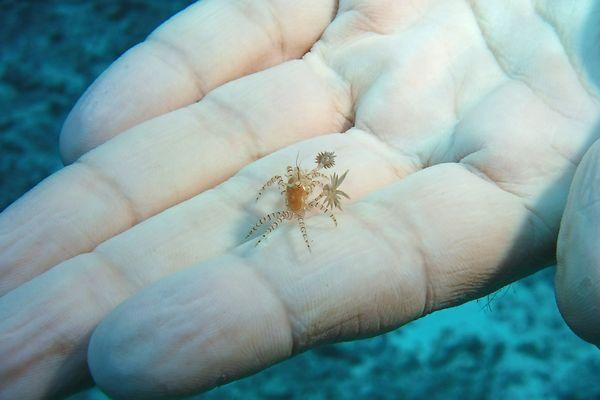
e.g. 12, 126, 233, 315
0, 0, 599, 399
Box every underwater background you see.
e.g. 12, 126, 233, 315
1, 1, 599, 399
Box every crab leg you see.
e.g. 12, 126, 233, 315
297, 215, 311, 251
255, 211, 293, 246
256, 175, 285, 201
311, 201, 338, 227
307, 170, 329, 181
309, 179, 324, 193
308, 193, 325, 208
245, 211, 285, 239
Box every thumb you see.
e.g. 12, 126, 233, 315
556, 138, 600, 347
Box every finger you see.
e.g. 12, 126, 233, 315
0, 57, 351, 296
59, 0, 337, 163
87, 163, 553, 399
556, 139, 600, 346
0, 130, 413, 399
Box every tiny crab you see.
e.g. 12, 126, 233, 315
245, 151, 350, 251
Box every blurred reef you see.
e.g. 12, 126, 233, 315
0, 0, 195, 211
1, 2, 599, 400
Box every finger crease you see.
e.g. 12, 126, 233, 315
457, 162, 556, 238
145, 36, 207, 100
89, 250, 138, 298
202, 95, 264, 163
237, 256, 302, 355
351, 126, 423, 176
302, 54, 355, 130
263, 0, 286, 60
74, 159, 141, 228
351, 200, 435, 318
233, 0, 285, 61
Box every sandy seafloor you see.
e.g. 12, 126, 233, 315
1, 1, 599, 399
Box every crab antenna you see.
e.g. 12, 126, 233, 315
295, 151, 301, 179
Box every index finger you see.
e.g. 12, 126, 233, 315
60, 0, 337, 163
88, 162, 552, 399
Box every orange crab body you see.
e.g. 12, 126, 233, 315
286, 182, 308, 213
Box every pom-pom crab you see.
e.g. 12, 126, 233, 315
245, 151, 350, 251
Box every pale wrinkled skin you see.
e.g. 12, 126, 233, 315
0, 0, 599, 399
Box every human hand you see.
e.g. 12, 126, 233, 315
1, 0, 599, 399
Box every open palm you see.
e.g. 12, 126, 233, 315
1, 1, 599, 399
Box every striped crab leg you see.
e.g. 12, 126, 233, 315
256, 175, 286, 201
255, 211, 293, 246
245, 211, 286, 239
